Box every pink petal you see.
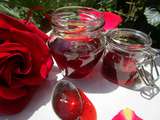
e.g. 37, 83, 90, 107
112, 108, 143, 120
103, 12, 123, 31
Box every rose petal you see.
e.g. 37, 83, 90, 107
0, 13, 30, 32
0, 63, 12, 86
103, 12, 123, 31
0, 86, 27, 100
0, 43, 32, 73
0, 52, 10, 59
21, 75, 45, 86
0, 28, 52, 87
46, 57, 53, 72
0, 43, 33, 87
40, 57, 53, 79
0, 58, 28, 88
0, 90, 33, 115
112, 108, 143, 120
11, 28, 49, 62
20, 20, 49, 42
0, 13, 48, 42
7, 27, 52, 77
0, 29, 12, 43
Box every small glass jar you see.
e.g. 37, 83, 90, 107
102, 28, 160, 91
48, 6, 105, 79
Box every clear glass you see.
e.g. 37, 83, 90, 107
48, 6, 106, 79
51, 80, 83, 120
102, 28, 160, 99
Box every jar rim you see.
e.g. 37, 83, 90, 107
106, 28, 152, 52
51, 6, 104, 32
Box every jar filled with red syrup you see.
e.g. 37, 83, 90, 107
48, 6, 106, 79
102, 28, 160, 90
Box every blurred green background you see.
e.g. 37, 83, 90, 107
0, 0, 160, 48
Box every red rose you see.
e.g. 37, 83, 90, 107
0, 13, 53, 114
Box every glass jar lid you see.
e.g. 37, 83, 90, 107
106, 28, 152, 52
51, 6, 104, 33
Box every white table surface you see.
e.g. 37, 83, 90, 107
0, 59, 160, 120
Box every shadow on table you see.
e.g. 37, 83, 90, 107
63, 54, 160, 97
0, 66, 59, 120
65, 61, 119, 94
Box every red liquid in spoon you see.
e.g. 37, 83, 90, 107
52, 81, 97, 120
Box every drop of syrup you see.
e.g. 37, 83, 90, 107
78, 89, 97, 120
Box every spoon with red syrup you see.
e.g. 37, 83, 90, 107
51, 80, 97, 120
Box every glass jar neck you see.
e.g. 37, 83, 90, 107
51, 6, 104, 36
106, 28, 152, 53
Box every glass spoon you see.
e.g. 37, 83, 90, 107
51, 80, 83, 120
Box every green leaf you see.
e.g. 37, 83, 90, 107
0, 3, 20, 18
144, 7, 160, 27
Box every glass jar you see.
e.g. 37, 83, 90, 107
48, 6, 105, 79
102, 28, 160, 98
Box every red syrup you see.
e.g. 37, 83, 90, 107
78, 90, 97, 120
53, 87, 82, 120
52, 83, 96, 120
49, 37, 104, 79
102, 50, 137, 87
